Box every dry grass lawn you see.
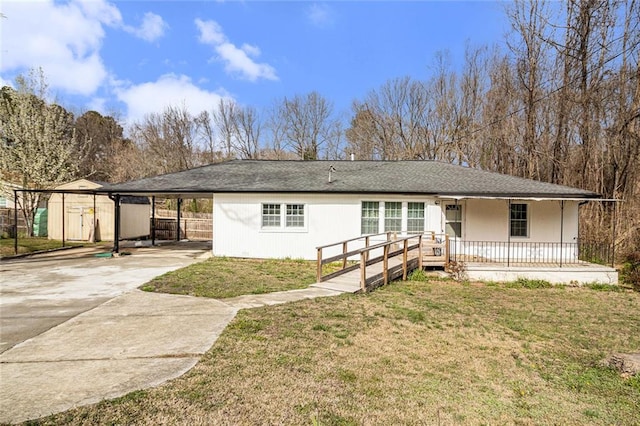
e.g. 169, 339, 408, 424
140, 257, 317, 298
30, 279, 639, 425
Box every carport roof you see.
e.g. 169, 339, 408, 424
101, 160, 600, 199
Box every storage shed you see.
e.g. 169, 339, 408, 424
48, 179, 150, 242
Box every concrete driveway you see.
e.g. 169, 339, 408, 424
0, 242, 239, 424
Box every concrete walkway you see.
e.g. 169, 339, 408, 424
0, 249, 350, 424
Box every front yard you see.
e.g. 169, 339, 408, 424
28, 257, 640, 426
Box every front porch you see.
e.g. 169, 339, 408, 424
447, 238, 617, 284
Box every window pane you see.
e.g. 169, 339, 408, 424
262, 204, 280, 227
445, 222, 461, 238
510, 203, 528, 237
445, 204, 461, 221
407, 202, 424, 233
286, 204, 304, 227
445, 204, 462, 238
384, 202, 402, 232
361, 201, 379, 234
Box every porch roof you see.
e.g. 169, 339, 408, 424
101, 160, 600, 199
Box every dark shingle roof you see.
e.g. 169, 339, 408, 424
103, 160, 599, 198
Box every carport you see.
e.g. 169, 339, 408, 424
9, 187, 213, 255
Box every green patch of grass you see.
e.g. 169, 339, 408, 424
0, 237, 85, 258
586, 282, 624, 292
506, 277, 554, 289
140, 256, 317, 298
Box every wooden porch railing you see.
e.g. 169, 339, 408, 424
316, 233, 424, 292
316, 232, 392, 282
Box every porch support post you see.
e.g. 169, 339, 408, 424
507, 199, 511, 267
611, 200, 616, 267
151, 196, 156, 246
62, 193, 65, 247
559, 200, 564, 267
455, 198, 459, 263
13, 190, 18, 255
176, 198, 182, 241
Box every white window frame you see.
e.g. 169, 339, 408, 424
407, 202, 425, 234
509, 203, 529, 238
361, 201, 380, 235
261, 203, 281, 228
261, 203, 307, 232
384, 201, 402, 232
361, 200, 428, 235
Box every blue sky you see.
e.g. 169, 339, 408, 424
0, 1, 510, 126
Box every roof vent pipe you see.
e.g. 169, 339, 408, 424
328, 165, 336, 183
350, 153, 355, 161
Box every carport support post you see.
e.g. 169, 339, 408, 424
62, 193, 65, 247
176, 198, 182, 241
151, 196, 156, 245
112, 194, 121, 254
13, 190, 18, 255
92, 193, 96, 243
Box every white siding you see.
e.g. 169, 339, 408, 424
213, 194, 581, 260
462, 199, 579, 243
213, 194, 439, 260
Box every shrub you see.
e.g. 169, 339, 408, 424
408, 268, 429, 282
507, 278, 553, 289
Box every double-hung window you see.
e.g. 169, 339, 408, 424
361, 201, 379, 234
510, 203, 528, 237
407, 202, 425, 233
286, 204, 305, 228
262, 204, 281, 227
384, 202, 402, 232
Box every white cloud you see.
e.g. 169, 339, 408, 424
195, 18, 277, 82
0, 0, 168, 97
0, 0, 117, 95
115, 74, 231, 125
123, 12, 168, 42
307, 3, 334, 28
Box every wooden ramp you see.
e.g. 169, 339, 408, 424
312, 251, 420, 293
312, 233, 438, 293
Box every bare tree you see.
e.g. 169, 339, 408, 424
276, 92, 341, 160
130, 104, 200, 176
